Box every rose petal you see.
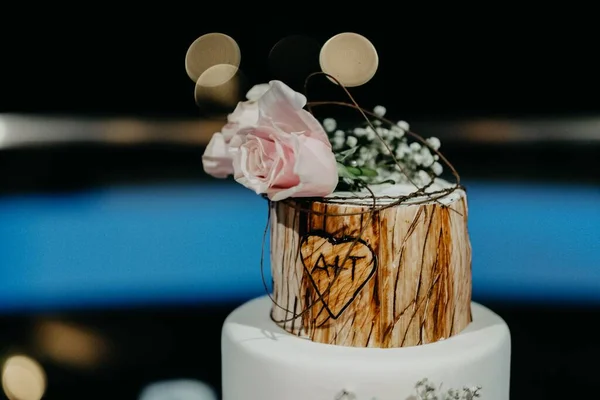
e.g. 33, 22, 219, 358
268, 135, 299, 189
202, 133, 233, 178
245, 83, 270, 102
231, 128, 281, 195
268, 135, 338, 201
221, 101, 260, 141
258, 81, 331, 147
236, 139, 269, 195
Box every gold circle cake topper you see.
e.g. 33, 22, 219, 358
185, 33, 241, 84
319, 32, 379, 87
194, 64, 244, 107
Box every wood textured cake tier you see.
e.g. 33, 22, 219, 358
269, 182, 472, 348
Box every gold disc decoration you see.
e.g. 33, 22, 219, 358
185, 33, 241, 84
268, 34, 321, 90
194, 64, 245, 107
319, 32, 379, 87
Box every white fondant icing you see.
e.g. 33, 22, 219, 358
222, 296, 511, 400
326, 178, 463, 206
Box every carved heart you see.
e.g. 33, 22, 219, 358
300, 230, 377, 323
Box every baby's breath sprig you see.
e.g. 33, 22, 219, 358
415, 378, 482, 400
323, 107, 444, 192
333, 379, 482, 400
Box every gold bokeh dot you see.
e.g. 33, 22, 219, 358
319, 32, 379, 87
2, 355, 46, 400
185, 33, 241, 83
194, 64, 244, 108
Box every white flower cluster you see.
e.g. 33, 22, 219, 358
333, 379, 482, 400
415, 379, 482, 400
322, 106, 444, 189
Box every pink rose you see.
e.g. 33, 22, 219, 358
202, 84, 269, 178
229, 81, 338, 201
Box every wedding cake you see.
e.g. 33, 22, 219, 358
190, 34, 511, 400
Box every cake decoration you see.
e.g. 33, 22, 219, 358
335, 378, 482, 400
300, 230, 377, 322
187, 32, 472, 348
221, 296, 510, 400
319, 32, 379, 87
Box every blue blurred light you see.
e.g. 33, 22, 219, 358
0, 181, 598, 312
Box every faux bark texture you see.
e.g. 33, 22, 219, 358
269, 191, 472, 348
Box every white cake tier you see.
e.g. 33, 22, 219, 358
222, 295, 511, 400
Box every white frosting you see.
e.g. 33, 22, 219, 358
222, 296, 511, 400
326, 178, 463, 206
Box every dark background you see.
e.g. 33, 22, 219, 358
1, 10, 599, 119
0, 10, 599, 400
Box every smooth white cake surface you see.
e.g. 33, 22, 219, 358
222, 295, 511, 400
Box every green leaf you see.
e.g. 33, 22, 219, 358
337, 163, 358, 179
335, 146, 359, 162
345, 166, 378, 177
